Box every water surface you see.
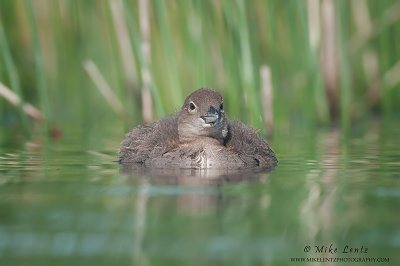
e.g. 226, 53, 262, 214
0, 119, 399, 265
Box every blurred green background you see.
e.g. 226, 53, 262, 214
1, 0, 400, 147
1, 2, 400, 265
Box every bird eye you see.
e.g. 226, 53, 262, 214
188, 101, 196, 112
220, 101, 224, 110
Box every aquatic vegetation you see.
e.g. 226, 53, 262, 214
0, 0, 399, 141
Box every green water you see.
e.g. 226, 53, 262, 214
0, 119, 399, 266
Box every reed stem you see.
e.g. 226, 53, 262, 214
337, 0, 351, 135
123, 0, 165, 118
26, 0, 51, 133
0, 22, 31, 136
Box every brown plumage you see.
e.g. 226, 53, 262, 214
119, 88, 277, 169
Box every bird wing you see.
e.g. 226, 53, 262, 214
225, 119, 277, 167
119, 114, 179, 163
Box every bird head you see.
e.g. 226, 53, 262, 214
178, 88, 227, 144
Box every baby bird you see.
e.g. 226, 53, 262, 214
119, 88, 277, 169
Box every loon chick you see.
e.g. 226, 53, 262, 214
119, 88, 277, 169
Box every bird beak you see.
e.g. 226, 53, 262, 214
201, 106, 220, 126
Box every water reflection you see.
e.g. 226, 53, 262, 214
301, 128, 341, 239
119, 164, 275, 266
1, 121, 400, 265
120, 163, 274, 185
120, 164, 274, 215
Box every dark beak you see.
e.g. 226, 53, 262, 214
201, 106, 220, 125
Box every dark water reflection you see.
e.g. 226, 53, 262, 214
120, 164, 273, 216
0, 120, 400, 265
120, 163, 273, 185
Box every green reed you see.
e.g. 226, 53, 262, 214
25, 0, 51, 133
236, 0, 263, 130
0, 0, 399, 141
152, 0, 183, 107
122, 0, 165, 117
337, 0, 351, 135
0, 22, 30, 136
